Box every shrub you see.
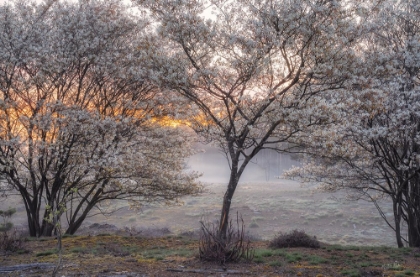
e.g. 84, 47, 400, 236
0, 207, 24, 252
0, 208, 16, 232
269, 229, 320, 249
0, 228, 23, 252
198, 215, 254, 264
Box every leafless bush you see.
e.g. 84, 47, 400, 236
0, 208, 24, 252
199, 215, 254, 263
269, 229, 320, 249
0, 228, 24, 252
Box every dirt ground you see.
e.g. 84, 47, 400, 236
1, 234, 419, 277
1, 138, 417, 276
3, 180, 418, 276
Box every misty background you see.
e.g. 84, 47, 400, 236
0, 144, 396, 246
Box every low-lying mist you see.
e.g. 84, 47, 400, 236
0, 145, 397, 246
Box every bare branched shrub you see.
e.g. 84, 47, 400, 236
269, 229, 320, 249
199, 215, 254, 263
0, 228, 23, 252
0, 208, 24, 252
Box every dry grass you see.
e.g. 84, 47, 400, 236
1, 235, 420, 276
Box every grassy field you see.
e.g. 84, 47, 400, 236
0, 180, 398, 246
1, 179, 414, 276
74, 181, 396, 246
1, 234, 419, 276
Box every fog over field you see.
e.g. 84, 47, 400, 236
1, 145, 397, 246
187, 144, 300, 183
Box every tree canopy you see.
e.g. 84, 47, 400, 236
0, 0, 200, 237
136, 0, 364, 239
285, 0, 420, 247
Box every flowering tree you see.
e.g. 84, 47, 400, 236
136, 0, 362, 239
0, 0, 200, 237
285, 0, 420, 247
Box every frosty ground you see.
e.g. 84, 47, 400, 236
2, 147, 397, 247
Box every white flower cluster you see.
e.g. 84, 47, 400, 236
0, 0, 200, 236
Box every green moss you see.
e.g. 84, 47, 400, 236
340, 269, 360, 277
285, 252, 303, 263
272, 249, 286, 256
35, 249, 57, 257
255, 249, 274, 258
269, 260, 282, 267
358, 262, 374, 268
308, 255, 328, 265
69, 246, 87, 253
403, 269, 415, 276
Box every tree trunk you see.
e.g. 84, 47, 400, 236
25, 210, 38, 237
41, 223, 55, 237
23, 197, 56, 237
218, 158, 240, 240
393, 200, 404, 248
65, 204, 95, 235
40, 203, 55, 236
23, 198, 42, 237
65, 221, 81, 235
407, 210, 420, 247
218, 177, 238, 240
407, 177, 420, 247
